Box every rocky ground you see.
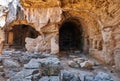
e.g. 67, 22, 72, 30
0, 50, 120, 81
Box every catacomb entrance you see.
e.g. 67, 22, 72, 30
8, 24, 39, 49
59, 19, 83, 52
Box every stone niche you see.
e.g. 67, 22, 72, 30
7, 24, 39, 49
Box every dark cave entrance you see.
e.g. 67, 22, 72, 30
9, 24, 39, 49
59, 19, 83, 52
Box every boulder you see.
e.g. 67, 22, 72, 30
94, 72, 113, 81
84, 72, 114, 81
24, 59, 41, 69
8, 69, 38, 81
80, 61, 93, 69
31, 73, 41, 81
20, 54, 31, 64
14, 69, 38, 78
61, 70, 81, 81
3, 59, 20, 68
39, 76, 49, 81
74, 51, 81, 54
39, 57, 61, 76
39, 76, 60, 81
84, 75, 95, 81
4, 70, 17, 79
68, 61, 79, 68
73, 58, 85, 64
2, 50, 13, 55
49, 76, 60, 81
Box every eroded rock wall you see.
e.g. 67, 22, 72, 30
0, 0, 120, 70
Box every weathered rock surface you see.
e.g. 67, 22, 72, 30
114, 48, 120, 70
80, 61, 93, 69
51, 36, 59, 54
68, 58, 93, 69
0, 51, 118, 81
94, 72, 114, 81
0, 29, 5, 54
3, 59, 20, 68
84, 75, 95, 81
39, 76, 49, 81
24, 59, 40, 69
0, 0, 120, 80
0, 0, 120, 68
84, 72, 114, 81
6, 55, 61, 81
39, 57, 61, 76
73, 58, 86, 64
68, 60, 79, 68
61, 70, 81, 81
25, 36, 52, 53
8, 69, 38, 81
39, 76, 59, 81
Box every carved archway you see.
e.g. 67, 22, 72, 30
8, 24, 39, 49
59, 17, 84, 52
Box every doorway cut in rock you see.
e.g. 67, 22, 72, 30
59, 18, 84, 52
8, 24, 39, 49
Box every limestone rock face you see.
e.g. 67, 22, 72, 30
0, 16, 6, 27
51, 36, 59, 54
0, 0, 120, 71
25, 36, 51, 53
114, 49, 120, 70
24, 7, 62, 31
0, 0, 21, 26
21, 0, 60, 8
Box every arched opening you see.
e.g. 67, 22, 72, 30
59, 19, 83, 52
8, 24, 39, 49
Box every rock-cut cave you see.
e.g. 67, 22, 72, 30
59, 18, 83, 52
0, 0, 120, 81
8, 24, 39, 49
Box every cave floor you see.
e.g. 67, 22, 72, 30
59, 51, 120, 81
0, 50, 120, 81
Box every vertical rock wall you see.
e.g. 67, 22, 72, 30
0, 0, 120, 70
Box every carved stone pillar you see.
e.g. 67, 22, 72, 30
92, 39, 95, 49
8, 32, 13, 45
97, 40, 100, 50
4, 27, 9, 48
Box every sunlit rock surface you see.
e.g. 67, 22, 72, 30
0, 0, 120, 71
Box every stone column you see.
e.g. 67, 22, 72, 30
51, 35, 59, 54
97, 40, 100, 50
92, 40, 95, 49
90, 39, 92, 48
8, 32, 13, 45
83, 37, 89, 54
